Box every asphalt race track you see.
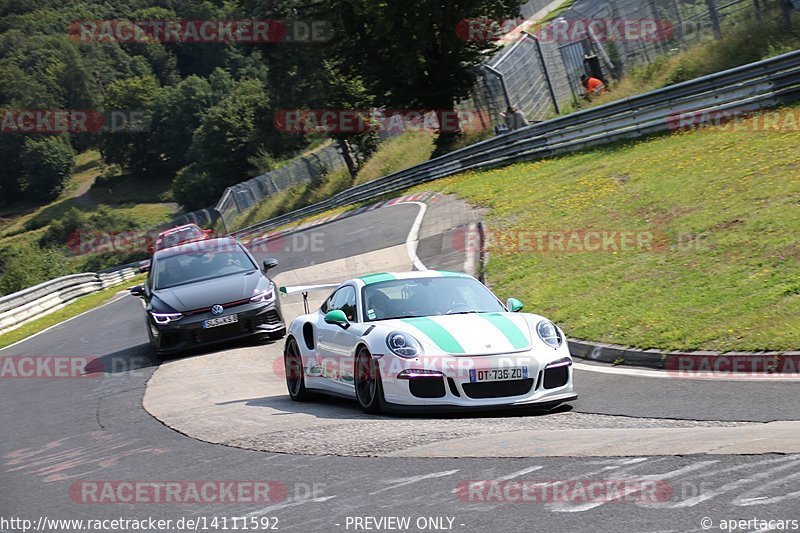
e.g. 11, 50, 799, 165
2, 199, 800, 533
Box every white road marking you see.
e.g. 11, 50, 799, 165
369, 469, 459, 495
245, 495, 337, 516
398, 201, 428, 271
572, 362, 800, 382
463, 222, 478, 277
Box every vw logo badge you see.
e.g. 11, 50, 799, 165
211, 305, 224, 316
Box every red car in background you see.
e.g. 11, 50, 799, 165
139, 224, 214, 272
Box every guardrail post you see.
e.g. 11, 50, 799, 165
482, 65, 512, 111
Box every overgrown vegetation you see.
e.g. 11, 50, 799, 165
584, 15, 800, 108
229, 131, 439, 231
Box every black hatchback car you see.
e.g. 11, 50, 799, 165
130, 237, 285, 356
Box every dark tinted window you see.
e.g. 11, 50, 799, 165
322, 286, 357, 321
154, 246, 256, 289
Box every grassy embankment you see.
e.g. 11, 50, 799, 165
408, 103, 800, 351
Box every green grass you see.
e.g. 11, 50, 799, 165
0, 274, 146, 350
409, 104, 800, 351
89, 169, 175, 204
355, 131, 436, 185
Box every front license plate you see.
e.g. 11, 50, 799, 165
469, 366, 528, 383
203, 314, 238, 329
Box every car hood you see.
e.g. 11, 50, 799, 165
381, 312, 534, 356
154, 271, 263, 312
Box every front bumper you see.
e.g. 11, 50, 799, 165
378, 350, 576, 409
148, 301, 285, 355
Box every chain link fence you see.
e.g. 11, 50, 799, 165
215, 143, 347, 231
465, 0, 797, 129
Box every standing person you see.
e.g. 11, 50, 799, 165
503, 106, 528, 131
581, 74, 607, 99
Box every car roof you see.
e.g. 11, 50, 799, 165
354, 271, 472, 286
157, 223, 202, 238
154, 236, 240, 259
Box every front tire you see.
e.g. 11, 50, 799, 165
284, 338, 308, 401
355, 347, 384, 414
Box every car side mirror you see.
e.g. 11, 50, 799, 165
324, 310, 349, 328
130, 285, 146, 297
263, 258, 279, 272
506, 298, 524, 313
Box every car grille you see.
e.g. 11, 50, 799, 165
462, 378, 534, 399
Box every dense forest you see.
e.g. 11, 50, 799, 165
0, 0, 522, 211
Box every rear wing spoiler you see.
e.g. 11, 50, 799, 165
279, 283, 340, 313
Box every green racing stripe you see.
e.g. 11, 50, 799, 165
401, 317, 465, 354
479, 313, 530, 350
359, 273, 396, 284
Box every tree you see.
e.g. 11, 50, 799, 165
327, 0, 520, 153
98, 75, 163, 179
189, 78, 269, 186
171, 163, 217, 211
150, 75, 214, 175
20, 136, 75, 201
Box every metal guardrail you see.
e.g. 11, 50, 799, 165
232, 49, 800, 240
0, 267, 139, 336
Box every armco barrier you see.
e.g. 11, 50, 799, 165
232, 49, 800, 240
0, 267, 138, 337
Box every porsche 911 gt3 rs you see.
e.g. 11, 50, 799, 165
282, 271, 576, 414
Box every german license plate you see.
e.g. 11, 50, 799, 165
469, 366, 528, 383
203, 314, 238, 329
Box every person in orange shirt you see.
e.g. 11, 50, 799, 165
581, 74, 607, 98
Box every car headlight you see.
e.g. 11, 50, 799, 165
546, 357, 572, 368
151, 312, 184, 324
386, 331, 422, 358
251, 288, 275, 303
536, 320, 563, 348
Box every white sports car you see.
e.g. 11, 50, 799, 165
282, 271, 576, 414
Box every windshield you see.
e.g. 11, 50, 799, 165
362, 276, 505, 322
154, 247, 256, 289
